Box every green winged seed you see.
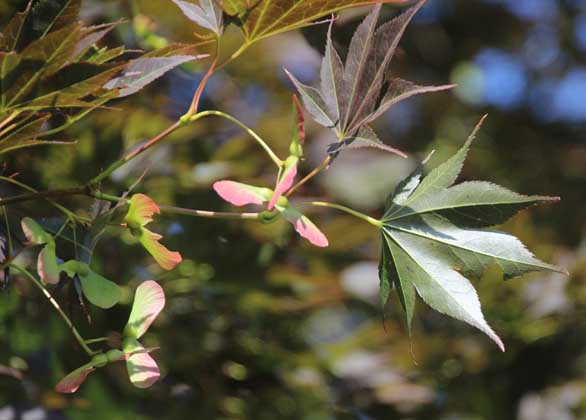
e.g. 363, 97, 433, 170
78, 268, 121, 309
21, 217, 53, 245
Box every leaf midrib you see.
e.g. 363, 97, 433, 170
383, 196, 542, 222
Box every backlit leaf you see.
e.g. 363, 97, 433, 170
172, 0, 223, 35
123, 338, 161, 388
27, 0, 82, 40
19, 23, 82, 77
377, 121, 565, 349
73, 22, 122, 60
0, 115, 73, 155
104, 55, 207, 97
221, 0, 412, 43
0, 4, 31, 51
288, 0, 453, 159
20, 63, 123, 110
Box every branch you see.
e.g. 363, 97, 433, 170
0, 186, 88, 207
88, 120, 183, 186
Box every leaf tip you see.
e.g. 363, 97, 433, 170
465, 114, 488, 147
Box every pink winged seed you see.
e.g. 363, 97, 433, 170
129, 194, 160, 226
140, 229, 182, 271
213, 181, 266, 206
37, 247, 60, 284
268, 165, 298, 210
126, 351, 161, 388
128, 280, 166, 339
55, 366, 96, 394
292, 217, 329, 248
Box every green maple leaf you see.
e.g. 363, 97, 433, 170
377, 118, 566, 350
219, 0, 412, 43
0, 2, 206, 155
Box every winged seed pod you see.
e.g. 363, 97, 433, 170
56, 280, 165, 393
21, 217, 60, 284
124, 194, 183, 270
213, 96, 328, 247
20, 218, 122, 308
213, 181, 328, 248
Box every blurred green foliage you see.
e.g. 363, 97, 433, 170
0, 1, 585, 419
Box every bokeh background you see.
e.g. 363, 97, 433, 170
1, 0, 586, 419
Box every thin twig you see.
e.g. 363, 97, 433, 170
88, 120, 183, 185
286, 155, 330, 197
11, 265, 97, 356
307, 201, 381, 227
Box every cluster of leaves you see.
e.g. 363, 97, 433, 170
219, 0, 411, 43
0, 0, 568, 399
0, 0, 204, 155
171, 0, 412, 43
203, 1, 565, 349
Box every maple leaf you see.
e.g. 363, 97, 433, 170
0, 2, 206, 155
219, 0, 411, 43
377, 118, 566, 350
172, 0, 224, 35
287, 0, 454, 159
